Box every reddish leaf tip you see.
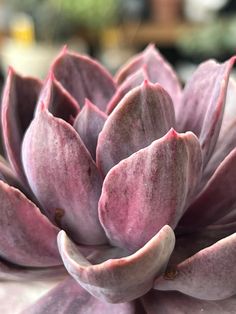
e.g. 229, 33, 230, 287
142, 79, 149, 88
7, 66, 15, 76
145, 43, 156, 52
84, 98, 94, 108
167, 128, 178, 138
39, 101, 46, 112
47, 69, 55, 82
84, 98, 107, 119
61, 44, 68, 55
52, 45, 69, 67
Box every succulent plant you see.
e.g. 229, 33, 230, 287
0, 44, 236, 313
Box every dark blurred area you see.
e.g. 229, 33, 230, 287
0, 0, 235, 83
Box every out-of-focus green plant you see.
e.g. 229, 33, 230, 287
7, 0, 119, 42
51, 0, 119, 29
177, 16, 236, 59
7, 0, 72, 41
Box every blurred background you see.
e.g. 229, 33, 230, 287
0, 0, 235, 85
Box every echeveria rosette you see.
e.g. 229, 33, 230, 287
0, 45, 236, 314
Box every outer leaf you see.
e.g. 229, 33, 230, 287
201, 78, 236, 187
22, 109, 107, 245
1, 68, 42, 183
0, 278, 62, 314
99, 129, 202, 251
0, 258, 67, 281
171, 222, 236, 265
36, 72, 80, 123
0, 180, 61, 267
51, 47, 116, 111
181, 147, 236, 228
74, 99, 107, 160
155, 233, 236, 300
97, 81, 176, 176
57, 226, 175, 303
177, 57, 235, 166
142, 290, 236, 314
218, 78, 236, 140
200, 121, 236, 192
115, 44, 182, 108
23, 277, 143, 314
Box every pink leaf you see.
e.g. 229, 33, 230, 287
22, 109, 107, 245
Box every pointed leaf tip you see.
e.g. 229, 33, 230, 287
84, 98, 107, 118
142, 79, 149, 87
51, 49, 116, 111
115, 45, 182, 109
168, 127, 178, 137
97, 82, 176, 176
60, 44, 68, 56
7, 66, 15, 75
106, 68, 148, 114
146, 43, 156, 50
36, 71, 80, 123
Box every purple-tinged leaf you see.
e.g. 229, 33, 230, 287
22, 109, 107, 245
201, 78, 236, 188
142, 290, 236, 314
200, 120, 236, 192
219, 77, 236, 140
115, 44, 182, 107
181, 147, 236, 228
0, 258, 67, 282
74, 99, 107, 160
0, 157, 41, 206
99, 129, 202, 251
0, 180, 61, 267
215, 208, 236, 225
0, 276, 63, 314
0, 157, 38, 204
1, 68, 42, 184
0, 245, 126, 281
106, 67, 148, 114
155, 233, 236, 300
57, 226, 175, 303
0, 158, 23, 189
0, 130, 4, 156
177, 57, 235, 167
51, 47, 116, 111
97, 81, 176, 176
0, 110, 4, 156
24, 277, 143, 314
36, 72, 80, 124
171, 222, 236, 265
